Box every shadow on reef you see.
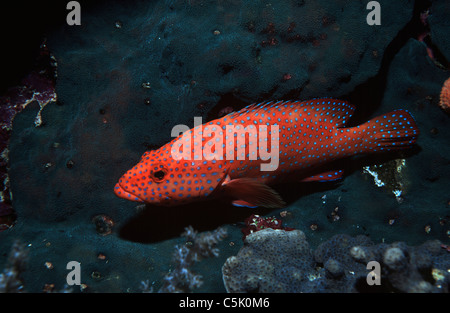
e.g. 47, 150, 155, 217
119, 200, 263, 243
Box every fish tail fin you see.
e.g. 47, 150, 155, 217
357, 110, 419, 152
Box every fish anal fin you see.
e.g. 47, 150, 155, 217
300, 170, 344, 182
232, 200, 258, 208
222, 178, 286, 209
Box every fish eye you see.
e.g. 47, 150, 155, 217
153, 170, 165, 181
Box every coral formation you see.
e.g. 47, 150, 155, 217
345, 239, 450, 292
158, 226, 227, 293
0, 241, 28, 292
241, 214, 294, 239
362, 158, 409, 203
223, 229, 450, 293
92, 214, 115, 236
439, 77, 450, 113
222, 228, 316, 292
0, 41, 57, 230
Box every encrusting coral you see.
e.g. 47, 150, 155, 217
223, 229, 450, 293
222, 228, 316, 292
0, 240, 28, 292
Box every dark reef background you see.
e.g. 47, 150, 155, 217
1, 0, 449, 292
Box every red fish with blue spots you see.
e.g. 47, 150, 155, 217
114, 98, 419, 208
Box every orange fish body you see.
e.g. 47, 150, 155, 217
114, 98, 419, 208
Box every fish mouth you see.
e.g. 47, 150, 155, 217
114, 183, 144, 202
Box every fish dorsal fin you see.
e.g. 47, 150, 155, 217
227, 98, 356, 128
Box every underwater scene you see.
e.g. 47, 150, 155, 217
1, 0, 450, 296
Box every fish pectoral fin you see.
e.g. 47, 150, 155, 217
222, 178, 286, 209
300, 170, 344, 182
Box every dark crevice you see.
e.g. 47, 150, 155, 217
220, 64, 235, 75
423, 35, 450, 70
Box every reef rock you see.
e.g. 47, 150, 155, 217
428, 0, 450, 63
223, 230, 450, 293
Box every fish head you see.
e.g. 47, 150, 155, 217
114, 148, 228, 206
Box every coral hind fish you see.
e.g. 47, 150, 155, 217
114, 98, 419, 208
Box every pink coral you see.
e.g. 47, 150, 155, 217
241, 214, 294, 239
439, 77, 450, 113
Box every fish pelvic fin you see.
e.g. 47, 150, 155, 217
222, 178, 286, 209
